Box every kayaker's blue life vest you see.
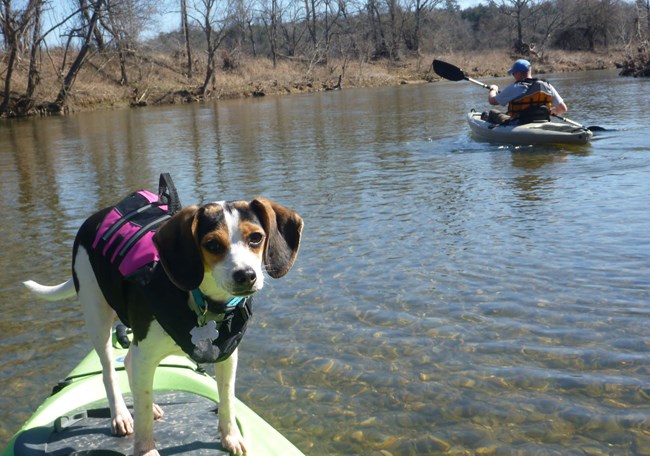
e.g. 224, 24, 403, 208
93, 173, 252, 364
507, 78, 554, 120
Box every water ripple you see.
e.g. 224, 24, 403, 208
2, 73, 650, 454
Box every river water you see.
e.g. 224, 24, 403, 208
1, 69, 650, 455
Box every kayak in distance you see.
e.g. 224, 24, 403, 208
467, 110, 593, 146
1, 329, 304, 456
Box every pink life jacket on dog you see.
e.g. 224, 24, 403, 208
91, 173, 181, 282
92, 189, 171, 279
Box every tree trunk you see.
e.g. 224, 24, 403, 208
268, 0, 279, 68
306, 0, 317, 47
0, 45, 18, 114
0, 0, 16, 115
202, 52, 216, 96
55, 1, 102, 109
201, 9, 215, 96
387, 0, 400, 61
25, 1, 43, 102
181, 0, 192, 77
413, 0, 422, 53
247, 19, 257, 57
80, 0, 105, 49
118, 47, 129, 85
368, 0, 388, 59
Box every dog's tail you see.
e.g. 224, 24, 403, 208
23, 279, 77, 301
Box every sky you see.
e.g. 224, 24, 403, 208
39, 0, 487, 46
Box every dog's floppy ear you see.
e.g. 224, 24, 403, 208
153, 205, 204, 291
251, 198, 303, 278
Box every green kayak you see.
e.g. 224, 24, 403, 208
2, 331, 304, 456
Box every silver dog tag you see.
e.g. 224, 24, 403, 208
190, 320, 219, 346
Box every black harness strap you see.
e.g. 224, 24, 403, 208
99, 202, 156, 245
115, 213, 171, 264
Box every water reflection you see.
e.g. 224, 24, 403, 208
2, 70, 650, 454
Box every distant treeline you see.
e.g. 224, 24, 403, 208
1, 0, 649, 116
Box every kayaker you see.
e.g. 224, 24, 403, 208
484, 59, 568, 125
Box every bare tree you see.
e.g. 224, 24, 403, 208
1, 0, 645, 116
386, 0, 402, 60
25, 0, 44, 102
366, 0, 389, 58
244, 10, 257, 57
320, 0, 345, 59
0, 0, 42, 114
492, 0, 543, 52
261, 0, 280, 67
55, 0, 104, 110
365, 0, 405, 61
23, 2, 91, 114
232, 0, 257, 57
558, 0, 623, 51
524, 0, 565, 50
640, 0, 650, 39
100, 0, 160, 85
402, 0, 439, 53
102, 0, 132, 85
305, 0, 320, 47
181, 0, 193, 77
328, 0, 364, 59
83, 0, 106, 48
192, 0, 232, 96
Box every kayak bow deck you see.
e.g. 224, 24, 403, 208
467, 110, 593, 145
2, 332, 304, 456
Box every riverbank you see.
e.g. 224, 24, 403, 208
3, 48, 623, 117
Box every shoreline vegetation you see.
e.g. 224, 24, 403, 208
0, 48, 634, 118
2, 0, 649, 119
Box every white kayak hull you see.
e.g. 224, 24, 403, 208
467, 111, 593, 145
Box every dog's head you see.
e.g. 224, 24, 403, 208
153, 198, 303, 297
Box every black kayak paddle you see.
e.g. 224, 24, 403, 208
432, 59, 490, 89
432, 59, 606, 132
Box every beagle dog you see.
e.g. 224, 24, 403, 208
24, 194, 303, 456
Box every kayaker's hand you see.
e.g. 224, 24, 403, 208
487, 85, 500, 106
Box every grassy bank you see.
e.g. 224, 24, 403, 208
3, 48, 622, 117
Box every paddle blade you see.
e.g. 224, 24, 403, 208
432, 59, 466, 82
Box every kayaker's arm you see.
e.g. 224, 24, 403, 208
488, 85, 500, 105
551, 101, 568, 116
549, 83, 568, 116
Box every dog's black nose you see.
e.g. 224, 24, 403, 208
233, 268, 257, 286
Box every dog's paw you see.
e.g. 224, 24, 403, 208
135, 448, 160, 456
220, 423, 248, 455
152, 403, 164, 420
111, 409, 134, 436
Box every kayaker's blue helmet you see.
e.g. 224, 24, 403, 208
508, 59, 531, 75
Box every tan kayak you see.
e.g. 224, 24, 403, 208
467, 110, 593, 145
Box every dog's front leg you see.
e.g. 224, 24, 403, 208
130, 344, 159, 456
125, 348, 165, 421
215, 348, 248, 455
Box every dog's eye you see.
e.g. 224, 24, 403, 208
203, 239, 225, 255
248, 232, 264, 247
